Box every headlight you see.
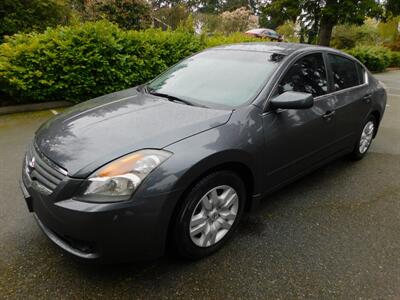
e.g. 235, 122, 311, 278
76, 149, 172, 202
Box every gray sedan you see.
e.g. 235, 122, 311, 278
20, 43, 386, 262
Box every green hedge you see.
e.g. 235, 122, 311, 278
390, 51, 400, 67
204, 32, 263, 48
346, 46, 392, 72
0, 21, 259, 104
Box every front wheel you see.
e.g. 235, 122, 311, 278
350, 115, 377, 160
172, 171, 246, 260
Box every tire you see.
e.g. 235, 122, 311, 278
350, 115, 377, 160
172, 171, 246, 260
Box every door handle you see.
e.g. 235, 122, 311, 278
362, 94, 372, 103
322, 110, 335, 120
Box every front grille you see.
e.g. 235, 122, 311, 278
25, 143, 67, 194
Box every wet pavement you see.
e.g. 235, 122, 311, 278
1, 71, 400, 299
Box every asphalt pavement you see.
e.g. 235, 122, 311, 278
1, 71, 400, 299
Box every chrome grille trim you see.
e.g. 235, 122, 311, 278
32, 143, 68, 176
25, 143, 68, 194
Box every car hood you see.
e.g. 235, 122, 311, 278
35, 88, 232, 178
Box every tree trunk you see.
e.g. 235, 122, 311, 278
318, 16, 335, 46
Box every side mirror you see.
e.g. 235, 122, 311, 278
270, 91, 314, 110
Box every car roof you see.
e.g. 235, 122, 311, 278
211, 42, 333, 56
246, 28, 265, 33
247, 28, 277, 33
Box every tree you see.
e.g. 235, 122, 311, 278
385, 0, 400, 17
259, 0, 300, 29
276, 21, 299, 42
221, 0, 260, 13
85, 0, 152, 30
153, 4, 190, 29
185, 0, 262, 14
220, 7, 258, 34
195, 12, 222, 32
0, 0, 70, 41
195, 0, 221, 14
151, 0, 187, 9
317, 0, 382, 46
260, 0, 383, 46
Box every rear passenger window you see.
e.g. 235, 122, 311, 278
356, 63, 366, 84
328, 54, 360, 91
278, 53, 328, 97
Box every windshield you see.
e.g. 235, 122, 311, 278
147, 49, 284, 108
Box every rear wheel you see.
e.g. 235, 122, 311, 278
172, 171, 246, 259
350, 115, 377, 160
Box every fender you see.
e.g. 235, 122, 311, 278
169, 149, 263, 196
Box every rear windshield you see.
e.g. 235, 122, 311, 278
147, 49, 284, 108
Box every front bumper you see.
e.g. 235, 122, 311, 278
20, 172, 182, 262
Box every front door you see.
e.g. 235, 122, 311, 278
262, 52, 338, 189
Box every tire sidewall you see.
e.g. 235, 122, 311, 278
352, 115, 377, 159
174, 171, 246, 259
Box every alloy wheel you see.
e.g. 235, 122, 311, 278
189, 185, 239, 247
359, 121, 375, 154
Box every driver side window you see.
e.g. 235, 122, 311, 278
278, 53, 328, 97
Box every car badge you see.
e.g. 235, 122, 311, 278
29, 156, 36, 169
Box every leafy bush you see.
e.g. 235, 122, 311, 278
0, 21, 202, 103
390, 51, 400, 67
331, 21, 380, 49
276, 21, 299, 43
204, 32, 260, 48
378, 17, 400, 45
0, 21, 261, 103
386, 36, 400, 52
346, 46, 392, 72
0, 0, 71, 42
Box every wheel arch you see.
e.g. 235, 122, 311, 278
370, 109, 381, 138
183, 161, 256, 211
165, 152, 260, 251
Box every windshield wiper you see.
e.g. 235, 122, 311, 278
147, 89, 208, 108
149, 91, 194, 106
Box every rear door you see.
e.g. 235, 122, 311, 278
261, 52, 339, 188
325, 53, 372, 150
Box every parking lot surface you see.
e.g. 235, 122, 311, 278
1, 71, 400, 299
